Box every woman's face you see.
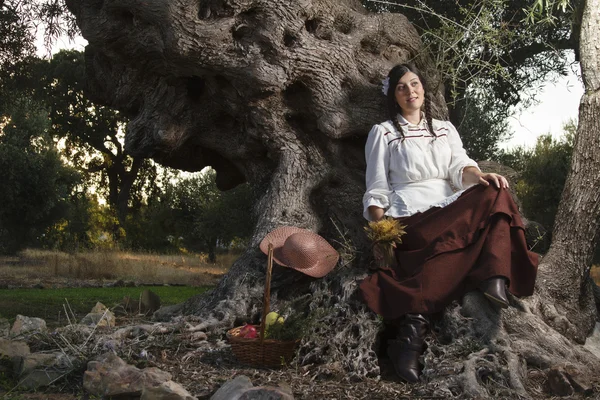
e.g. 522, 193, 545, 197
394, 71, 425, 114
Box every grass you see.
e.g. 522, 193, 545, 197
0, 286, 211, 325
0, 249, 236, 286
0, 248, 236, 327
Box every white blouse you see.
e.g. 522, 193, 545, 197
363, 115, 479, 220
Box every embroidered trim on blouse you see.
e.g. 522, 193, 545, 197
386, 133, 448, 144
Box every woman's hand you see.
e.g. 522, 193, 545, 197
463, 167, 509, 189
372, 242, 398, 269
368, 206, 385, 221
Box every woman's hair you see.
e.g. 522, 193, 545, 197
385, 63, 435, 138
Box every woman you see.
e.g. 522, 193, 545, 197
359, 64, 538, 383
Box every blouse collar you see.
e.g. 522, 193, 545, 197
397, 112, 427, 128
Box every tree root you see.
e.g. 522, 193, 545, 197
172, 252, 600, 398
420, 291, 600, 399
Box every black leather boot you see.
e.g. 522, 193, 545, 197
479, 276, 509, 309
387, 313, 429, 383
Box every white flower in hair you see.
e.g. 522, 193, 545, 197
381, 76, 390, 95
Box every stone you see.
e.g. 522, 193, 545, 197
90, 302, 109, 314
563, 364, 593, 395
14, 352, 78, 390
210, 375, 254, 400
110, 324, 173, 341
0, 338, 30, 374
210, 376, 295, 400
584, 322, 600, 359
118, 290, 160, 315
141, 380, 197, 400
546, 367, 574, 397
239, 387, 295, 400
120, 295, 140, 314
10, 315, 47, 336
154, 303, 184, 321
191, 331, 208, 342
80, 302, 116, 327
0, 318, 10, 337
0, 338, 30, 358
140, 289, 161, 315
84, 353, 171, 397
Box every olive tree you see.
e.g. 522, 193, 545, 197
65, 0, 600, 396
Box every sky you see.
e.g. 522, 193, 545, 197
38, 35, 584, 152
503, 68, 583, 150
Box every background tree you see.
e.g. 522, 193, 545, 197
0, 92, 79, 254
8, 50, 160, 230
499, 121, 575, 231
61, 0, 600, 396
41, 50, 156, 224
363, 0, 578, 160
172, 169, 255, 262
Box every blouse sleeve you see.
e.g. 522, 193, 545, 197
363, 124, 392, 221
446, 121, 479, 190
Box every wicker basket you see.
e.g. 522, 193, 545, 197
227, 244, 300, 367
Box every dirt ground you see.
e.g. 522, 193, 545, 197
3, 346, 423, 400
3, 255, 599, 399
1, 312, 425, 400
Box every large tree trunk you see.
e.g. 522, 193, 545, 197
66, 0, 600, 396
535, 0, 600, 344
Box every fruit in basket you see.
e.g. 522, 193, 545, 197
265, 311, 285, 327
239, 324, 258, 338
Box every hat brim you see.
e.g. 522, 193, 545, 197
260, 226, 307, 267
260, 226, 339, 277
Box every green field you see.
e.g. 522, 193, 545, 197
0, 286, 211, 325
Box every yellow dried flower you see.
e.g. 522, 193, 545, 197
364, 217, 406, 244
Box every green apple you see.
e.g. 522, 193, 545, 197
265, 311, 280, 327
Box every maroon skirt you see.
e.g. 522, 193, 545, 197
359, 184, 538, 319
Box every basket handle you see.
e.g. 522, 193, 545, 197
259, 243, 273, 345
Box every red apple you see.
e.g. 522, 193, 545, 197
239, 324, 258, 339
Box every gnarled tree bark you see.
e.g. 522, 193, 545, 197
66, 0, 600, 396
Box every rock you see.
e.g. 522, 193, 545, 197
80, 302, 116, 327
564, 364, 594, 395
140, 289, 161, 315
112, 279, 125, 287
118, 290, 160, 315
0, 338, 30, 374
239, 387, 295, 400
523, 220, 550, 254
210, 375, 254, 400
210, 376, 294, 400
0, 338, 30, 359
90, 302, 111, 314
10, 315, 47, 336
141, 380, 197, 400
191, 331, 207, 342
154, 303, 184, 321
584, 322, 600, 359
119, 295, 140, 314
547, 367, 574, 397
0, 318, 10, 337
84, 353, 171, 397
110, 324, 173, 341
14, 352, 78, 390
56, 323, 94, 337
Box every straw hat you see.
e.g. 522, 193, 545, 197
259, 226, 339, 278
